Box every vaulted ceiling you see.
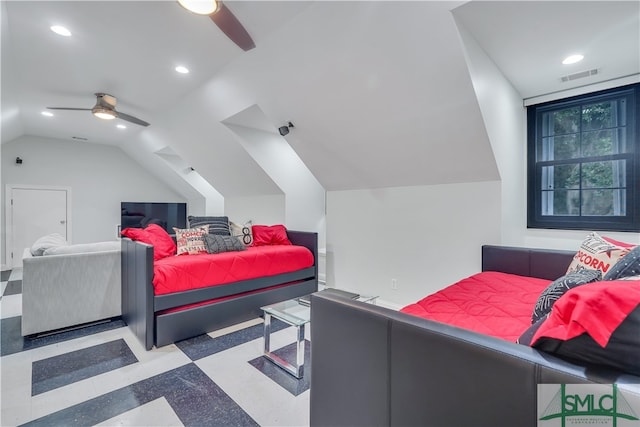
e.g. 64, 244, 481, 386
2, 1, 638, 196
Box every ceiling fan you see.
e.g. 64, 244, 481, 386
178, 0, 255, 51
47, 93, 150, 127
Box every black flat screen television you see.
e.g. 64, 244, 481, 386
121, 202, 187, 234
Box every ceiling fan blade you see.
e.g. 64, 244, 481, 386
210, 3, 255, 51
116, 111, 150, 127
47, 107, 92, 111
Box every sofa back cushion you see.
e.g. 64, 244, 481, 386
43, 241, 121, 256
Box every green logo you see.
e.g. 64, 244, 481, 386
539, 384, 639, 426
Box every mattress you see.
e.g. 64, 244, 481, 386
400, 271, 551, 342
152, 245, 314, 295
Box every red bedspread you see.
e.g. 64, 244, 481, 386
152, 245, 314, 295
400, 271, 551, 342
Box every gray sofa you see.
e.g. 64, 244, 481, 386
21, 242, 121, 336
309, 245, 640, 427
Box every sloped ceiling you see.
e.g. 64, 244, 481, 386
2, 1, 638, 195
453, 1, 640, 100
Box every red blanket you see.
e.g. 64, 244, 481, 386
400, 271, 551, 342
152, 245, 314, 295
531, 280, 640, 347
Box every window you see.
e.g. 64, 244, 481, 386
527, 83, 639, 231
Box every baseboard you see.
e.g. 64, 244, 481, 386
375, 299, 402, 311
1, 264, 7, 272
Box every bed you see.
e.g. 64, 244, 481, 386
399, 271, 552, 342
309, 244, 640, 427
122, 230, 318, 350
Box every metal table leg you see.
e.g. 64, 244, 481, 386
263, 315, 305, 378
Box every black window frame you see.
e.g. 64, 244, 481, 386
527, 83, 640, 232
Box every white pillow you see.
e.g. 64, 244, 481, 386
30, 233, 68, 256
230, 220, 253, 246
565, 232, 632, 275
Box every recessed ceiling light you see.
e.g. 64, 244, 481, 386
41, 111, 54, 117
175, 65, 190, 74
562, 54, 584, 65
178, 0, 218, 15
50, 25, 72, 37
117, 124, 127, 129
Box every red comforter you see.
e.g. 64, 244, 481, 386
152, 245, 314, 295
400, 271, 551, 342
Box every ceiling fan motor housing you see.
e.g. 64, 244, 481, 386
95, 93, 117, 108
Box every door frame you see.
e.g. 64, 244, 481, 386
5, 184, 72, 269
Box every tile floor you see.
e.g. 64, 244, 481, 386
1, 269, 312, 426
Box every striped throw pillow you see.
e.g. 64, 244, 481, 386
188, 216, 230, 236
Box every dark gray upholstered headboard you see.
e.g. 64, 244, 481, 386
482, 244, 575, 280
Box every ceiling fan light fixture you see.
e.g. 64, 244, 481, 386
178, 0, 218, 15
93, 107, 117, 120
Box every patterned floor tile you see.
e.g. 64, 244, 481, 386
95, 397, 184, 426
0, 294, 22, 319
32, 338, 138, 395
2, 270, 314, 427
3, 279, 22, 296
176, 318, 290, 361
22, 363, 259, 427
194, 324, 312, 426
248, 339, 311, 396
1, 316, 126, 357
9, 268, 22, 281
1, 270, 11, 281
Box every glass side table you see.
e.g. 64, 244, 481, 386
261, 298, 311, 378
260, 289, 378, 378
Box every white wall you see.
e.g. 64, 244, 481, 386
1, 135, 186, 266
224, 194, 286, 226
225, 124, 326, 249
326, 181, 501, 307
456, 19, 640, 250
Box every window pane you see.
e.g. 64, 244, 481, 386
582, 189, 626, 216
541, 134, 579, 160
582, 129, 617, 156
582, 101, 616, 131
542, 164, 579, 190
582, 160, 625, 189
542, 107, 580, 136
541, 190, 580, 215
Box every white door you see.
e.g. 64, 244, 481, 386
9, 187, 69, 268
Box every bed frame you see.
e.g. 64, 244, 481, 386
121, 230, 318, 350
